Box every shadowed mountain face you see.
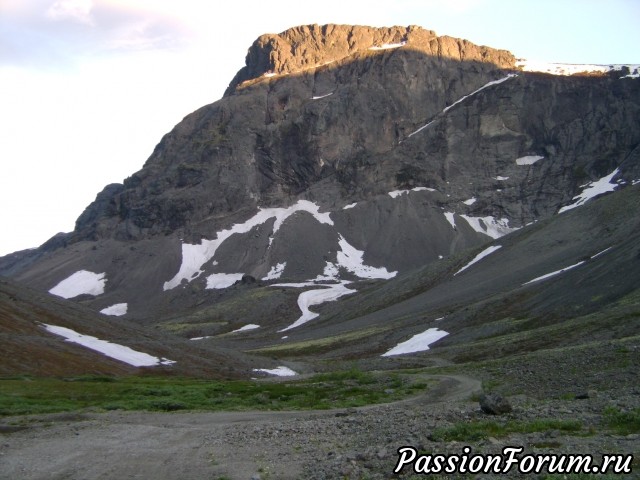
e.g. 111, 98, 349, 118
1, 25, 639, 361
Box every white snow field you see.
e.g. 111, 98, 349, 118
49, 270, 106, 299
262, 262, 286, 280
516, 60, 640, 78
276, 282, 355, 332
253, 366, 298, 376
42, 324, 175, 367
336, 235, 397, 280
381, 328, 449, 357
163, 200, 334, 290
460, 215, 519, 239
99, 303, 128, 316
206, 273, 244, 289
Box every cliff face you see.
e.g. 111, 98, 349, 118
2, 25, 640, 323
225, 24, 515, 94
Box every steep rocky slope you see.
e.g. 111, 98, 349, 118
1, 24, 639, 337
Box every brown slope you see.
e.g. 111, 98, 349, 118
0, 277, 254, 378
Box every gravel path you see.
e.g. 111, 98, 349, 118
1, 374, 638, 480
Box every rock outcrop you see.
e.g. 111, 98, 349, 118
2, 24, 639, 323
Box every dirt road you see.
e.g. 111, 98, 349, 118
0, 375, 480, 480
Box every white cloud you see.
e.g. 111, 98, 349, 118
47, 0, 94, 25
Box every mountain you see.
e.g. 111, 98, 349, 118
1, 24, 639, 377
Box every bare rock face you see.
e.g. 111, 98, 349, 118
2, 24, 640, 321
225, 24, 515, 94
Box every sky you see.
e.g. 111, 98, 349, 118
1, 0, 639, 256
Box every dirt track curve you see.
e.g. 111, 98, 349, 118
0, 375, 480, 480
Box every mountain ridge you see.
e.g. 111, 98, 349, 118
1, 24, 639, 350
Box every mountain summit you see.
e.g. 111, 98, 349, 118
1, 24, 639, 363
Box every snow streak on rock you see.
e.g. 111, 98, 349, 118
42, 324, 175, 367
460, 215, 519, 239
49, 270, 106, 299
262, 262, 286, 280
163, 200, 334, 291
231, 324, 260, 333
388, 187, 435, 198
336, 235, 397, 280
381, 328, 449, 357
454, 245, 502, 275
276, 282, 355, 332
558, 168, 620, 213
369, 41, 406, 50
253, 366, 298, 377
516, 155, 544, 165
522, 261, 586, 285
444, 212, 456, 229
407, 74, 517, 138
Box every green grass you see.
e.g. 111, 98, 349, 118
0, 369, 429, 417
603, 406, 640, 435
430, 418, 583, 442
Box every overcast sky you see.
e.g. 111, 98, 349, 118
1, 0, 639, 256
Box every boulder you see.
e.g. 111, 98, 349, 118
479, 393, 512, 415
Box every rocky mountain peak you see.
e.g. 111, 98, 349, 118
225, 24, 516, 95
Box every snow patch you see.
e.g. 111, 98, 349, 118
100, 303, 127, 316
454, 245, 502, 275
42, 324, 175, 367
463, 197, 477, 206
337, 235, 397, 279
389, 187, 435, 197
231, 324, 260, 333
49, 270, 106, 299
516, 155, 544, 166
495, 176, 509, 181
314, 262, 340, 282
517, 60, 640, 78
522, 261, 585, 285
343, 202, 358, 210
558, 168, 620, 213
312, 92, 333, 100
262, 262, 286, 280
388, 189, 409, 198
206, 273, 244, 289
277, 282, 355, 332
164, 200, 334, 290
369, 41, 406, 50
460, 215, 519, 239
444, 212, 456, 229
381, 328, 449, 357
253, 366, 298, 377
190, 336, 211, 341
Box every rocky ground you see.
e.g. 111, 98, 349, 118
1, 340, 638, 480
